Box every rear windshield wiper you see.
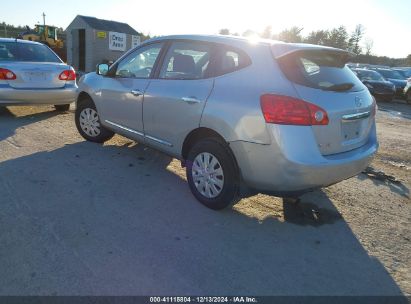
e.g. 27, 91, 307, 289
321, 82, 354, 92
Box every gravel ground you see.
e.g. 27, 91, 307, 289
0, 102, 409, 296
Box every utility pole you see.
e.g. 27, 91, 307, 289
41, 12, 46, 40
3, 22, 7, 38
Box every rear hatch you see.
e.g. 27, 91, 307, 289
273, 45, 374, 155
0, 40, 68, 89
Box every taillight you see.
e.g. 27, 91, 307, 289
260, 94, 329, 126
0, 68, 17, 80
58, 70, 76, 81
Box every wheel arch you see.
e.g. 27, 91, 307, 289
181, 127, 227, 160
77, 91, 93, 105
181, 128, 241, 182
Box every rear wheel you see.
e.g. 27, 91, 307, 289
54, 104, 70, 112
186, 138, 241, 210
406, 91, 411, 104
75, 98, 114, 143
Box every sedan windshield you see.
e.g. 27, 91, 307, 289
0, 41, 61, 63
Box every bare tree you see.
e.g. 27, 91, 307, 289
348, 24, 365, 55
364, 38, 374, 56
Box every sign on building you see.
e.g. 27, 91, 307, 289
109, 32, 126, 51
97, 31, 107, 39
132, 35, 141, 48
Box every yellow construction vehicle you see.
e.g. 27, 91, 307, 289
20, 24, 64, 49
18, 13, 66, 61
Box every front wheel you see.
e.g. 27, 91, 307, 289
186, 138, 241, 210
75, 98, 114, 143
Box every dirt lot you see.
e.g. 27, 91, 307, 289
0, 101, 409, 296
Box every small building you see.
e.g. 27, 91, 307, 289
66, 15, 141, 72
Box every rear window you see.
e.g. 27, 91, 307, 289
277, 50, 363, 92
0, 41, 61, 63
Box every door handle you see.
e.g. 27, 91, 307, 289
181, 96, 201, 104
131, 89, 143, 96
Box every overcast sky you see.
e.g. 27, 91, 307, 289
1, 0, 410, 57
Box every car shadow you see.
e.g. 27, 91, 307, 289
0, 106, 66, 142
0, 141, 407, 298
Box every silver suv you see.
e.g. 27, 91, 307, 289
75, 35, 378, 210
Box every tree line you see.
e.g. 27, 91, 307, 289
219, 25, 411, 67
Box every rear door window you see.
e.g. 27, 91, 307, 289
159, 41, 212, 80
213, 47, 251, 76
277, 49, 363, 92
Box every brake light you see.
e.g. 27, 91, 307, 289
58, 70, 76, 81
260, 94, 329, 126
0, 68, 17, 80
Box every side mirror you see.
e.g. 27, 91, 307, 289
97, 63, 109, 76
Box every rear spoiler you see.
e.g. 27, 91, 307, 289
272, 43, 355, 61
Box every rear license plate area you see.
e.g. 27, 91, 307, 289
341, 120, 361, 141
24, 71, 48, 81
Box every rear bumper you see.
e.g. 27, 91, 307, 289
0, 84, 77, 106
230, 123, 378, 193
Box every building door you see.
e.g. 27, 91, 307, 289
78, 29, 85, 72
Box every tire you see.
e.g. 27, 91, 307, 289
75, 98, 114, 143
54, 104, 70, 112
186, 138, 241, 210
406, 91, 411, 104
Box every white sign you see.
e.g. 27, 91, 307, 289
132, 35, 141, 48
109, 32, 126, 51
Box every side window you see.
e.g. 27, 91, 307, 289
159, 41, 212, 80
216, 46, 251, 76
215, 47, 251, 76
115, 43, 163, 78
